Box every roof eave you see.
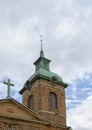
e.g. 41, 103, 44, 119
34, 57, 51, 65
19, 74, 68, 94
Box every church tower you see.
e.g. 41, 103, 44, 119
19, 44, 68, 127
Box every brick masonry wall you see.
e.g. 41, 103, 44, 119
22, 78, 67, 126
0, 119, 69, 130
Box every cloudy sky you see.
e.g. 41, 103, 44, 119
0, 0, 92, 129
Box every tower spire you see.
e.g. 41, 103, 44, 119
40, 35, 44, 57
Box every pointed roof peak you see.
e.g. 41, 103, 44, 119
40, 35, 44, 57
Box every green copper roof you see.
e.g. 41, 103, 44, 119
29, 68, 63, 83
34, 56, 51, 71
32, 46, 63, 84
34, 43, 51, 71
19, 44, 68, 94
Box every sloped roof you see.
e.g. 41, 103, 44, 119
0, 98, 71, 129
19, 46, 68, 94
0, 98, 50, 125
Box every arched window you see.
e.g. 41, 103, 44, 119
49, 92, 57, 109
28, 95, 34, 110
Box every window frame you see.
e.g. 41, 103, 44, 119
49, 92, 57, 110
28, 95, 34, 110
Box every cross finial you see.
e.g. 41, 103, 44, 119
3, 79, 14, 99
40, 35, 44, 57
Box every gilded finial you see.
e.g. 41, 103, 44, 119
40, 35, 44, 57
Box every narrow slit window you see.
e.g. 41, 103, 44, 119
49, 92, 57, 109
29, 95, 34, 110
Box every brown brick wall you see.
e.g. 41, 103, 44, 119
22, 78, 67, 126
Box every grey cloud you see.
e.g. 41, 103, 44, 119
67, 95, 92, 130
0, 0, 92, 91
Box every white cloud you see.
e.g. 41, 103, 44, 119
67, 95, 92, 130
0, 1, 92, 129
